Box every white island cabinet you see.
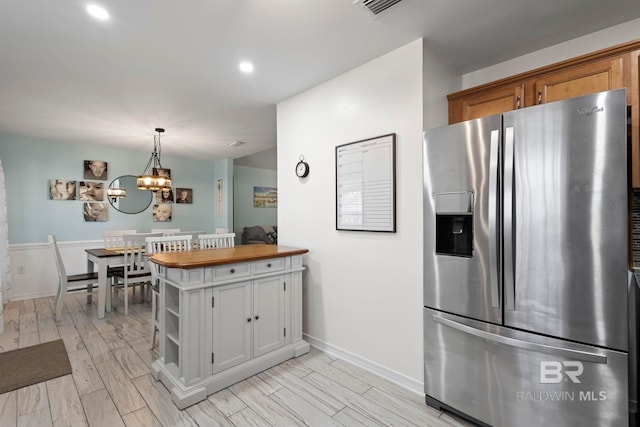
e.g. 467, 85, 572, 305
150, 245, 310, 409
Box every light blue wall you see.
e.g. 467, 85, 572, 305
233, 165, 277, 242
0, 133, 225, 244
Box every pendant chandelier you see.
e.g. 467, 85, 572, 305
137, 127, 172, 192
107, 186, 127, 202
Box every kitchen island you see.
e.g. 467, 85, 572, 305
149, 245, 310, 409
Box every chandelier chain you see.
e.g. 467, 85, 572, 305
137, 128, 171, 192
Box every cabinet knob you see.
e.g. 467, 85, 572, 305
267, 263, 271, 268
230, 268, 235, 274
247, 317, 252, 322
255, 315, 259, 320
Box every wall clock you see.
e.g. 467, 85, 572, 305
296, 155, 309, 178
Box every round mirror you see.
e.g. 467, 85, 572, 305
107, 175, 153, 214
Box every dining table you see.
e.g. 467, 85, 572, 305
85, 247, 125, 319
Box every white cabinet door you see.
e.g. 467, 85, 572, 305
211, 281, 252, 374
253, 275, 285, 357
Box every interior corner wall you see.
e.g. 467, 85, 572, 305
232, 165, 277, 243
277, 38, 457, 388
422, 42, 461, 129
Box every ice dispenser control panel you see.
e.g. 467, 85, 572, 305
435, 192, 473, 258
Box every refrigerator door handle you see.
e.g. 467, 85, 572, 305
489, 129, 500, 308
433, 314, 608, 364
503, 126, 516, 311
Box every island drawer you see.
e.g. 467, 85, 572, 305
253, 257, 285, 275
212, 262, 251, 281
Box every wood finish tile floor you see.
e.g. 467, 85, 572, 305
0, 291, 476, 426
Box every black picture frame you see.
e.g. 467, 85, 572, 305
176, 188, 193, 204
335, 133, 396, 232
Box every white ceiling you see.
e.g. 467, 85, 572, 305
1, 0, 639, 164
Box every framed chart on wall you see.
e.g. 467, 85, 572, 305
335, 133, 396, 232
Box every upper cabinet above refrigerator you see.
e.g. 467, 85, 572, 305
449, 56, 625, 123
447, 39, 640, 188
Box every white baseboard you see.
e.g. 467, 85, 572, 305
10, 290, 57, 301
303, 333, 424, 396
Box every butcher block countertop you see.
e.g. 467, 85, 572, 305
150, 244, 309, 269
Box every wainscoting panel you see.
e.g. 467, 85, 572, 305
8, 240, 102, 301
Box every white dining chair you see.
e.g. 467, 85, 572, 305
173, 230, 205, 248
151, 228, 181, 236
111, 233, 162, 315
197, 232, 235, 249
103, 229, 137, 249
146, 235, 193, 254
103, 229, 139, 297
145, 234, 193, 349
49, 234, 99, 321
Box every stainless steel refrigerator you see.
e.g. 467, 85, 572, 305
423, 89, 634, 426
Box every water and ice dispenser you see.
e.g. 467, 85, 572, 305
435, 192, 474, 257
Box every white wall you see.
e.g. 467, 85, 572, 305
463, 18, 640, 89
423, 42, 461, 129
277, 38, 457, 391
281, 20, 640, 392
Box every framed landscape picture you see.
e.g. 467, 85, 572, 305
253, 186, 277, 208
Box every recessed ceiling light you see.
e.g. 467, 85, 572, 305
239, 61, 254, 74
86, 4, 110, 21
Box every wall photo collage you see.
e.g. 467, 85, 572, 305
49, 162, 193, 223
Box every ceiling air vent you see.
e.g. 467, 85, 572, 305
354, 0, 403, 17
227, 140, 245, 148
